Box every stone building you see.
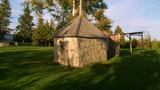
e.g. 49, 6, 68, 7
54, 16, 108, 67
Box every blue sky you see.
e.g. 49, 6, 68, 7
10, 0, 160, 39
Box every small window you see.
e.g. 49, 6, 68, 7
59, 41, 65, 49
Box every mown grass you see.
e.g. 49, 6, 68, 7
0, 46, 160, 90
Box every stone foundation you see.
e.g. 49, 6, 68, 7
54, 38, 79, 66
77, 38, 108, 67
54, 37, 108, 67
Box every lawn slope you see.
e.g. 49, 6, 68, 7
0, 47, 160, 90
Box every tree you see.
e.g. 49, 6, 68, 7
132, 39, 138, 48
96, 17, 112, 35
30, 0, 45, 17
16, 4, 34, 43
32, 17, 44, 46
108, 29, 113, 35
43, 20, 55, 46
151, 39, 158, 49
32, 18, 56, 46
50, 19, 56, 33
41, 20, 50, 46
48, 19, 56, 46
158, 41, 160, 48
114, 25, 125, 47
30, 0, 111, 30
55, 0, 112, 31
0, 0, 11, 40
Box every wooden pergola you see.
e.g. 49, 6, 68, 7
123, 31, 144, 54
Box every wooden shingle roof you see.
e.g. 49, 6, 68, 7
54, 16, 107, 39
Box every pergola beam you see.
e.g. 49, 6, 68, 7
123, 31, 144, 55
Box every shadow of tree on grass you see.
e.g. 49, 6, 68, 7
0, 48, 160, 90
44, 50, 160, 90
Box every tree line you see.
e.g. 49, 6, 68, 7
15, 0, 113, 46
0, 0, 159, 48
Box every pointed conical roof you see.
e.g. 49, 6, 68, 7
54, 16, 107, 39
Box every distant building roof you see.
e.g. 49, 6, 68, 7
54, 16, 108, 39
4, 34, 14, 41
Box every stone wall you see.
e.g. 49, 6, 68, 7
77, 38, 108, 67
54, 37, 108, 67
54, 38, 79, 67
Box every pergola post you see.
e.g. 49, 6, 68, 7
129, 34, 133, 55
124, 31, 144, 55
141, 33, 144, 48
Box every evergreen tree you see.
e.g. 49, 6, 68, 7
32, 18, 56, 46
114, 25, 125, 46
50, 19, 56, 34
16, 4, 34, 43
43, 20, 50, 46
43, 19, 56, 46
108, 29, 113, 35
0, 0, 11, 40
32, 17, 44, 46
49, 19, 56, 46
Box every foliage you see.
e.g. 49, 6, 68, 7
96, 17, 112, 35
132, 39, 139, 48
16, 4, 34, 43
0, 0, 11, 39
124, 38, 159, 49
158, 41, 160, 48
0, 46, 160, 90
32, 17, 56, 46
32, 17, 44, 45
30, 0, 112, 31
123, 39, 139, 49
114, 25, 125, 47
30, 0, 45, 16
151, 39, 158, 49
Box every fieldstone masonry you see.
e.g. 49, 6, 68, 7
54, 16, 109, 67
54, 37, 108, 67
78, 38, 108, 67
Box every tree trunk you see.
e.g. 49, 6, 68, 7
45, 40, 47, 47
49, 41, 51, 47
40, 40, 43, 46
0, 27, 4, 41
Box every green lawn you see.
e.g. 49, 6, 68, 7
0, 46, 160, 90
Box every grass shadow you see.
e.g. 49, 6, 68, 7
1, 47, 160, 90
44, 50, 160, 90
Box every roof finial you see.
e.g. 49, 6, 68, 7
79, 0, 83, 16
72, 0, 76, 16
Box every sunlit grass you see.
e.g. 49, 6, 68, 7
0, 46, 160, 90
